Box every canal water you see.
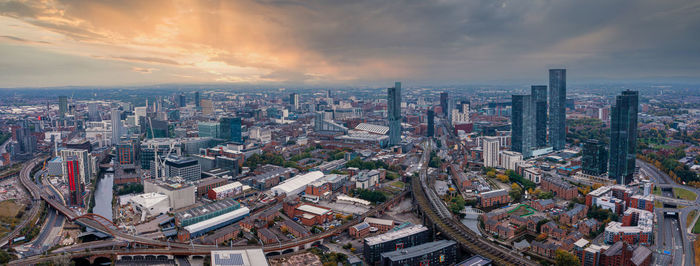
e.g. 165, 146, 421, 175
92, 172, 114, 221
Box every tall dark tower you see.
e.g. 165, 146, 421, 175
531, 85, 548, 147
388, 82, 402, 146
609, 90, 638, 184
440, 92, 449, 117
194, 91, 201, 109
58, 96, 68, 118
582, 139, 608, 176
511, 94, 535, 158
548, 69, 566, 150
178, 94, 186, 107
427, 110, 435, 137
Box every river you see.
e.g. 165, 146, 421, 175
92, 172, 114, 221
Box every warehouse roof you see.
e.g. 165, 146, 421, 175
184, 207, 250, 235
271, 171, 324, 196
212, 182, 243, 193
380, 240, 456, 261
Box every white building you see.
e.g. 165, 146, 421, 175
60, 148, 92, 184
482, 136, 500, 168
211, 249, 268, 266
451, 109, 470, 125
271, 171, 325, 196
499, 151, 522, 170
129, 192, 170, 219
209, 182, 243, 200
144, 180, 196, 210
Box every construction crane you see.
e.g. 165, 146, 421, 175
147, 117, 175, 181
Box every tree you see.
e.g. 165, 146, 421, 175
555, 250, 581, 266
497, 174, 509, 183
487, 170, 497, 179
509, 184, 523, 202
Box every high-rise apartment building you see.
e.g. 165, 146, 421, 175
65, 157, 82, 206
290, 93, 299, 112
220, 117, 242, 143
388, 82, 402, 146
194, 91, 201, 109
583, 139, 607, 176
511, 94, 535, 158
549, 69, 567, 150
439, 92, 449, 117
111, 108, 122, 145
483, 136, 500, 168
531, 85, 548, 147
178, 94, 186, 107
609, 90, 638, 184
60, 148, 91, 185
58, 96, 68, 118
87, 102, 100, 121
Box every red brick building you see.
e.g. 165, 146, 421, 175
283, 200, 333, 226
479, 189, 510, 208
349, 222, 371, 238
541, 177, 578, 200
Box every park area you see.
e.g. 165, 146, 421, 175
507, 204, 536, 217
673, 187, 697, 201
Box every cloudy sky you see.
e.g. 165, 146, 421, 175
1, 0, 699, 88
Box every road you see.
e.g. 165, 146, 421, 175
28, 170, 66, 255
639, 159, 698, 266
0, 157, 45, 247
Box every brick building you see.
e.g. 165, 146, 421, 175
541, 177, 578, 200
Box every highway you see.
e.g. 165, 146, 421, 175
639, 159, 698, 266
0, 157, 46, 247
29, 170, 66, 254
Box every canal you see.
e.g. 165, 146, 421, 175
92, 172, 114, 221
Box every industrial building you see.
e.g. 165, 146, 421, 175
210, 249, 268, 266
129, 192, 170, 219
271, 171, 325, 196
175, 198, 243, 227
208, 182, 244, 200
379, 240, 457, 266
144, 179, 196, 210
180, 207, 249, 241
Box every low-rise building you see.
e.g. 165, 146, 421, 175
479, 189, 510, 208
560, 204, 588, 225
363, 224, 430, 264
364, 217, 394, 233
281, 219, 311, 238
379, 240, 457, 266
541, 177, 577, 200
349, 222, 371, 239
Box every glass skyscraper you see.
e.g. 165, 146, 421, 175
511, 94, 535, 158
220, 117, 243, 143
440, 92, 449, 117
548, 69, 566, 150
427, 109, 434, 137
531, 85, 548, 147
388, 82, 402, 146
582, 139, 607, 176
58, 95, 68, 117
609, 90, 638, 184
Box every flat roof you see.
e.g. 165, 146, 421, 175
211, 249, 268, 266
365, 224, 428, 246
365, 217, 393, 226
212, 182, 243, 193
297, 204, 331, 216
176, 198, 241, 221
381, 240, 456, 261
185, 207, 250, 234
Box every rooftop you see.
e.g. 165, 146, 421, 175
364, 224, 428, 246
380, 240, 456, 261
297, 204, 331, 216
176, 198, 241, 220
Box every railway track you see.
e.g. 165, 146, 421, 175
413, 142, 535, 266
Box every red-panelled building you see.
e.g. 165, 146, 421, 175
66, 158, 82, 206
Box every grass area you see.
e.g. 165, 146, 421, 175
673, 187, 698, 201
655, 200, 663, 209
507, 204, 536, 217
390, 181, 405, 189
0, 200, 23, 218
653, 187, 663, 196
692, 215, 700, 234
688, 210, 698, 228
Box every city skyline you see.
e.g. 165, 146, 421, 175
1, 1, 700, 88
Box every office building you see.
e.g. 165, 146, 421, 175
440, 92, 449, 116
165, 156, 201, 181
511, 94, 535, 158
201, 99, 213, 115
198, 122, 221, 138
549, 69, 566, 150
609, 90, 638, 185
290, 93, 299, 112
380, 240, 457, 266
220, 117, 242, 143
117, 142, 135, 165
387, 82, 402, 146
531, 85, 548, 147
144, 179, 195, 209
483, 136, 500, 168
363, 224, 430, 263
58, 96, 68, 117
583, 139, 607, 176
65, 157, 82, 206
194, 91, 201, 109
427, 109, 435, 137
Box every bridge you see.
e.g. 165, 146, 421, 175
413, 141, 536, 266
1, 157, 47, 247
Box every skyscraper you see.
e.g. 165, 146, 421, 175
549, 69, 567, 150
531, 85, 548, 147
582, 139, 607, 176
87, 102, 100, 121
483, 136, 500, 168
65, 157, 82, 206
511, 94, 535, 158
58, 96, 68, 118
178, 94, 186, 107
111, 108, 122, 145
290, 93, 299, 112
195, 91, 201, 109
609, 90, 638, 184
440, 92, 449, 117
388, 82, 402, 146
427, 110, 435, 137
